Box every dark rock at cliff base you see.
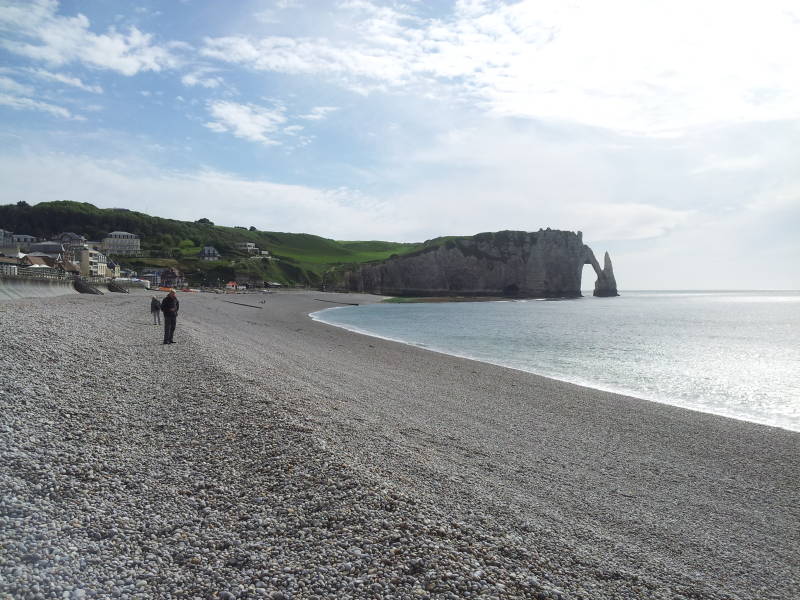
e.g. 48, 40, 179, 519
335, 230, 619, 298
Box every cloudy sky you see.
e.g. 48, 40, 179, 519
0, 0, 798, 289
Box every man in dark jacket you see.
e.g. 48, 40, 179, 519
161, 290, 179, 344
150, 296, 161, 325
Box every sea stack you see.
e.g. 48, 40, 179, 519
593, 251, 619, 297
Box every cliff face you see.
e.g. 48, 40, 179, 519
338, 230, 618, 298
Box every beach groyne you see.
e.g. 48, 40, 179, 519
106, 280, 130, 293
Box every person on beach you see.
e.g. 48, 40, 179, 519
161, 290, 179, 344
150, 296, 161, 325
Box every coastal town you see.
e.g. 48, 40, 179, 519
0, 227, 276, 292
1, 227, 176, 287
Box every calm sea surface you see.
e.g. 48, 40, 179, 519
311, 291, 800, 432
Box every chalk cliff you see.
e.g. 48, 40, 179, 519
336, 230, 618, 298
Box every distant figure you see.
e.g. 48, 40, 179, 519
161, 290, 179, 345
150, 296, 161, 325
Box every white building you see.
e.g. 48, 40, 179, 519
79, 248, 108, 277
102, 231, 141, 256
235, 242, 259, 254
0, 256, 19, 275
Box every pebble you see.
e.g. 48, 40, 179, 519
0, 293, 764, 600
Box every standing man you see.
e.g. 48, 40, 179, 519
150, 296, 161, 325
161, 290, 179, 344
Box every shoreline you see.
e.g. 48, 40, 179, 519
310, 304, 800, 434
2, 291, 798, 599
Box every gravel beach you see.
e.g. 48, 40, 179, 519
1, 290, 798, 600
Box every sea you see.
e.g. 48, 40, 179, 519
311, 291, 800, 432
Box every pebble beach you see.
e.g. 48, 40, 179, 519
1, 290, 798, 600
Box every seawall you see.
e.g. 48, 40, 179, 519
0, 277, 79, 301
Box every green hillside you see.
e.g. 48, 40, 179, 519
0, 201, 422, 287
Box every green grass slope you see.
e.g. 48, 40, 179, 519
0, 201, 424, 286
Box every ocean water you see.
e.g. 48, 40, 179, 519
311, 291, 800, 432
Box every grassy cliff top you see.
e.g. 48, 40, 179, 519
0, 200, 422, 268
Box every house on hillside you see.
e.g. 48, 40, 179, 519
58, 232, 88, 261
102, 231, 141, 256
235, 242, 259, 254
58, 232, 86, 245
12, 234, 37, 251
29, 241, 64, 260
200, 246, 221, 261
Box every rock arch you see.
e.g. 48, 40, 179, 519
583, 247, 619, 297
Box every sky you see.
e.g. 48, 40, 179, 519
0, 0, 798, 289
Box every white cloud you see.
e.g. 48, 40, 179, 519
205, 101, 287, 145
255, 0, 303, 24
0, 75, 34, 95
574, 203, 692, 241
454, 0, 498, 18
299, 106, 339, 120
0, 134, 797, 289
0, 0, 179, 75
0, 152, 408, 241
200, 35, 413, 84
0, 0, 56, 32
26, 68, 103, 93
201, 0, 800, 135
181, 68, 223, 88
611, 187, 800, 290
691, 155, 764, 175
0, 92, 81, 119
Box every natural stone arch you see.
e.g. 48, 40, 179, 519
582, 246, 619, 297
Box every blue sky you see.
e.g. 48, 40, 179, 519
1, 0, 798, 289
